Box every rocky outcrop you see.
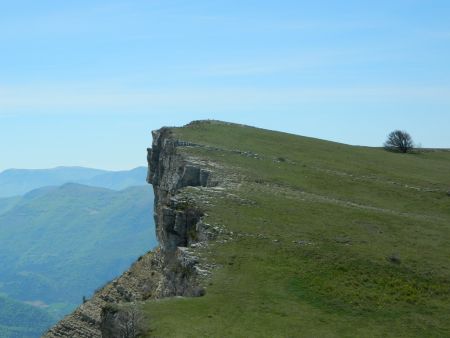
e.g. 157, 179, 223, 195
147, 128, 213, 251
44, 126, 214, 337
43, 252, 163, 337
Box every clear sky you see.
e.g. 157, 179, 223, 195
1, 0, 449, 171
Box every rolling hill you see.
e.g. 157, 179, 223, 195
0, 295, 55, 338
0, 196, 21, 214
78, 167, 149, 191
0, 166, 147, 198
0, 182, 155, 336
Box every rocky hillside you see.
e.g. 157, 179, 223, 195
44, 126, 217, 337
45, 120, 450, 337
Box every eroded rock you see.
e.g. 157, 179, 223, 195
45, 127, 216, 337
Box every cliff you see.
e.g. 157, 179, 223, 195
45, 120, 450, 337
44, 126, 216, 337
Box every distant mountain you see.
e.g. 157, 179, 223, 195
78, 167, 148, 191
0, 295, 55, 338
0, 196, 20, 214
0, 183, 156, 336
0, 166, 148, 198
0, 167, 105, 197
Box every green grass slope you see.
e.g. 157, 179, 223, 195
0, 184, 156, 323
144, 121, 450, 337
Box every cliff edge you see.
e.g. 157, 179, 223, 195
44, 124, 217, 337
45, 120, 450, 337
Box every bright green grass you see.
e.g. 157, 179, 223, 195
144, 121, 450, 337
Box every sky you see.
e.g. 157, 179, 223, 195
1, 0, 449, 171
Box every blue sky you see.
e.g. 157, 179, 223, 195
1, 0, 449, 171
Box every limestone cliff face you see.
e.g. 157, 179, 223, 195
44, 127, 212, 338
147, 127, 211, 251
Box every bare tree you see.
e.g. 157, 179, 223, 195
117, 306, 144, 338
384, 130, 414, 153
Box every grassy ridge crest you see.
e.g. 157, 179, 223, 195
143, 121, 450, 337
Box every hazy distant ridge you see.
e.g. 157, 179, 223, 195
0, 166, 147, 197
0, 183, 156, 336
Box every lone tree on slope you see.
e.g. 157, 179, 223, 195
384, 130, 414, 153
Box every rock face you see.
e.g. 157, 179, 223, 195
44, 127, 213, 337
147, 128, 212, 251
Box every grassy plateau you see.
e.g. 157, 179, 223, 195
143, 121, 450, 337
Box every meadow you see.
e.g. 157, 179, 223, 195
144, 121, 450, 337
